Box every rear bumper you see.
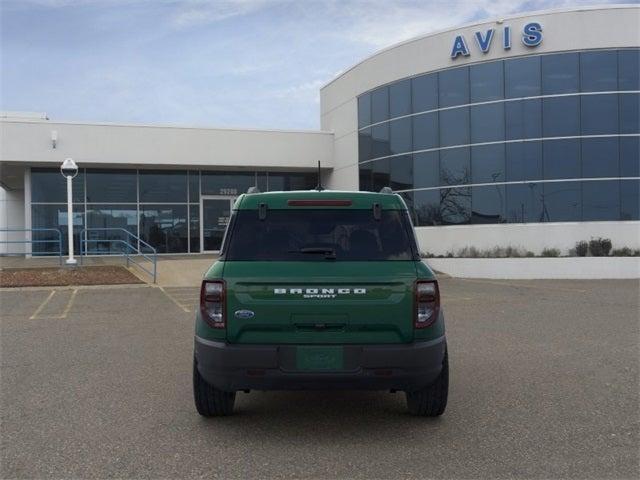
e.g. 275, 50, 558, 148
194, 336, 446, 392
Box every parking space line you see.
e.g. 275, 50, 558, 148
57, 289, 78, 319
158, 286, 191, 313
29, 290, 56, 319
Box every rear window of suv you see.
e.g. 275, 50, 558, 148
223, 209, 417, 261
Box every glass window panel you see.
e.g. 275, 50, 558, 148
506, 142, 543, 182
413, 151, 439, 189
582, 180, 620, 221
542, 96, 580, 137
31, 204, 84, 256
139, 205, 188, 253
389, 117, 412, 155
506, 183, 543, 223
31, 168, 85, 203
413, 189, 441, 226
470, 103, 505, 143
439, 67, 469, 107
189, 204, 200, 253
505, 99, 542, 140
543, 139, 580, 180
471, 144, 505, 184
389, 155, 413, 191
471, 185, 506, 224
371, 123, 390, 158
267, 173, 315, 191
470, 61, 504, 102
372, 158, 390, 192
439, 107, 469, 147
389, 79, 411, 118
582, 138, 619, 178
620, 93, 639, 134
359, 164, 373, 192
541, 53, 579, 94
139, 170, 187, 203
440, 187, 471, 225
412, 112, 438, 150
85, 204, 137, 254
440, 147, 470, 186
542, 181, 581, 222
256, 172, 267, 192
371, 86, 389, 123
620, 137, 640, 177
188, 171, 200, 202
359, 128, 373, 162
86, 169, 136, 203
581, 94, 619, 135
505, 56, 541, 98
619, 49, 640, 91
621, 179, 640, 220
202, 171, 254, 195
411, 73, 438, 113
358, 93, 371, 128
581, 51, 618, 92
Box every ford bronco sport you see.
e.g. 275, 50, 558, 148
193, 190, 448, 416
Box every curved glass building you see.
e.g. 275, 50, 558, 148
321, 5, 639, 254
356, 48, 639, 225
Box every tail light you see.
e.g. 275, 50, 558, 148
200, 280, 225, 329
415, 280, 440, 329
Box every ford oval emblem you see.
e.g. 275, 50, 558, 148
234, 309, 255, 319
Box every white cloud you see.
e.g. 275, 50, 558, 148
170, 0, 280, 29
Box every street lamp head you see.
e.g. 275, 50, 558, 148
60, 158, 78, 178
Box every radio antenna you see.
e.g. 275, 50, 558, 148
315, 161, 324, 191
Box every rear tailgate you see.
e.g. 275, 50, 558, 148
224, 261, 417, 344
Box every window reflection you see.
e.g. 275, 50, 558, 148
506, 183, 543, 223
389, 155, 412, 191
32, 204, 84, 255
621, 180, 640, 221
139, 205, 188, 253
541, 53, 579, 94
440, 148, 470, 186
582, 180, 620, 221
582, 138, 619, 178
411, 74, 438, 113
31, 168, 85, 203
389, 117, 412, 155
86, 169, 136, 203
472, 185, 505, 224
542, 182, 581, 222
581, 51, 618, 92
471, 144, 505, 184
86, 205, 137, 254
439, 67, 469, 107
440, 187, 471, 225
389, 79, 411, 118
139, 170, 187, 203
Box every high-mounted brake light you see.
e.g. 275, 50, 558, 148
287, 199, 352, 206
200, 280, 226, 329
415, 280, 440, 329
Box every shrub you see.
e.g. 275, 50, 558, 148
611, 247, 633, 256
421, 251, 435, 258
575, 241, 589, 257
540, 248, 561, 257
526, 251, 535, 257
589, 237, 612, 257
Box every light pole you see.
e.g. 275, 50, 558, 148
60, 158, 78, 265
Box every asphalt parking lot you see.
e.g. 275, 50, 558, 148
1, 278, 638, 479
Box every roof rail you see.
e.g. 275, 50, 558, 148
247, 186, 261, 194
379, 187, 393, 194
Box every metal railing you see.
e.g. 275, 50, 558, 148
0, 228, 63, 265
79, 228, 157, 283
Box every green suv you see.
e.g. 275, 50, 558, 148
193, 190, 448, 416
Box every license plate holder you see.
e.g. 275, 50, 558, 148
296, 346, 344, 371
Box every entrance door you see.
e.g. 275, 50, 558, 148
200, 196, 234, 253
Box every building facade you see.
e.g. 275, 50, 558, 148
1, 5, 639, 256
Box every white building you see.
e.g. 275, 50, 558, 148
1, 5, 638, 256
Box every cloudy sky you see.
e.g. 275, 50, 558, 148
0, 0, 626, 129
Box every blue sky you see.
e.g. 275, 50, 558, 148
0, 0, 626, 130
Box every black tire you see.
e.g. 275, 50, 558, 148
193, 359, 236, 417
405, 348, 448, 417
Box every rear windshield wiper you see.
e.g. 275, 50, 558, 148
288, 247, 337, 259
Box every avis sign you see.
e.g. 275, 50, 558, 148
450, 22, 543, 59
